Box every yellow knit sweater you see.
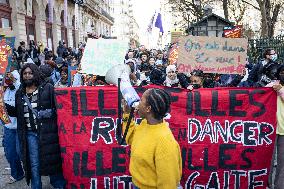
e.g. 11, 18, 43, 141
123, 114, 182, 189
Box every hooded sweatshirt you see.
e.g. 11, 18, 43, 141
4, 70, 21, 129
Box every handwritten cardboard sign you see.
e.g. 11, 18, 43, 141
80, 39, 128, 76
177, 36, 247, 74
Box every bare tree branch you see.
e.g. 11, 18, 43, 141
240, 0, 260, 10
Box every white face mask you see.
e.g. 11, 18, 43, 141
271, 54, 278, 61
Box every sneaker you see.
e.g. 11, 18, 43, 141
7, 176, 17, 184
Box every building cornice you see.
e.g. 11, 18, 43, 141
83, 0, 114, 25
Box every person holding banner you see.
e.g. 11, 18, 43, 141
267, 64, 284, 189
248, 48, 279, 87
189, 69, 204, 89
122, 88, 182, 189
15, 63, 66, 189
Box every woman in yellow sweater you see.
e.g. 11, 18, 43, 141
122, 88, 182, 189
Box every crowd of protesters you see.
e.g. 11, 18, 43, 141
1, 38, 284, 189
6, 40, 284, 91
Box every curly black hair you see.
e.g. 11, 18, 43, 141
146, 88, 171, 120
20, 63, 41, 87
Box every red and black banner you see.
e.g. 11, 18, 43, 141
55, 85, 277, 189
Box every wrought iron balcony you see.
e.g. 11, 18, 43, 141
101, 9, 114, 23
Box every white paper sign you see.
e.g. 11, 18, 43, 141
81, 39, 128, 76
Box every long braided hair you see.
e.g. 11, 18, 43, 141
146, 88, 171, 120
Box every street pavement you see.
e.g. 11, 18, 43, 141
0, 126, 276, 189
0, 127, 52, 189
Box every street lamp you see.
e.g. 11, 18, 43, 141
167, 30, 171, 45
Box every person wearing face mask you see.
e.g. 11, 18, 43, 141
248, 48, 279, 87
3, 69, 25, 184
266, 64, 284, 189
15, 63, 66, 189
149, 60, 166, 86
189, 69, 204, 89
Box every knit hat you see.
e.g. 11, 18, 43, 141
166, 65, 177, 74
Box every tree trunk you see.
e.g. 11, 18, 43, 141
268, 4, 281, 37
257, 0, 268, 37
223, 0, 229, 20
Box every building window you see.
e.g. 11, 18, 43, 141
25, 0, 37, 44
1, 17, 9, 28
60, 10, 68, 46
0, 0, 11, 29
0, 0, 8, 5
72, 16, 76, 48
45, 5, 53, 50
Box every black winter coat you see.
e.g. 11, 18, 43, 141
16, 82, 63, 185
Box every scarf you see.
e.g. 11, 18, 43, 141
164, 76, 179, 87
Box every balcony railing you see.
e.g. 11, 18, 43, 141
101, 9, 114, 23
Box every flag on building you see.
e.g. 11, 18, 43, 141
154, 12, 164, 34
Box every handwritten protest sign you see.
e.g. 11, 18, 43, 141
56, 85, 276, 189
80, 39, 128, 76
177, 36, 247, 74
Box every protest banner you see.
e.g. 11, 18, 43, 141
177, 36, 247, 74
56, 85, 277, 189
168, 44, 179, 65
0, 86, 10, 124
80, 39, 128, 76
0, 36, 14, 124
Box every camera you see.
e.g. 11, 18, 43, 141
257, 75, 272, 87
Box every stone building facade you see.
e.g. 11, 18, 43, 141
0, 0, 114, 51
112, 0, 139, 43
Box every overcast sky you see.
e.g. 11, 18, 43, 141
133, 0, 161, 45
